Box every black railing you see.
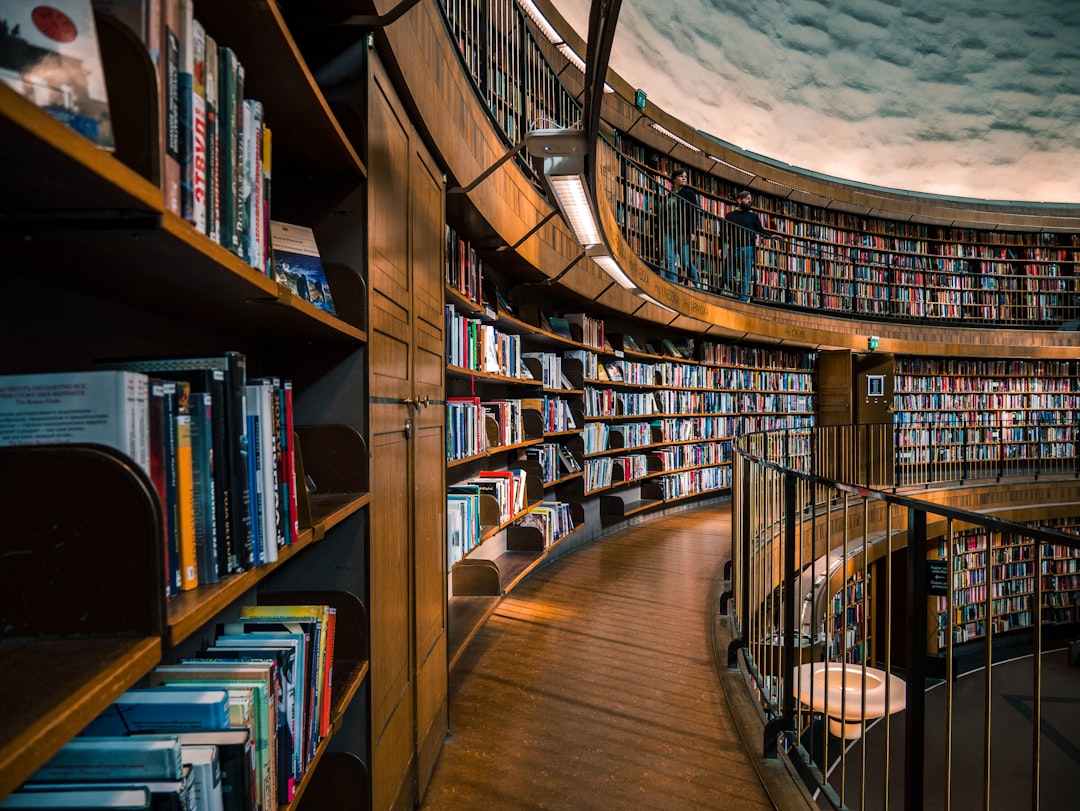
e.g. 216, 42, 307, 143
597, 141, 1079, 329
732, 424, 1080, 809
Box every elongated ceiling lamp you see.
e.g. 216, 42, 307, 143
525, 127, 635, 289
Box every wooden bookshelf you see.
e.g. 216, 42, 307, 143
0, 4, 382, 806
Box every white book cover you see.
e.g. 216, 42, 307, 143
0, 0, 114, 148
0, 369, 149, 475
182, 744, 225, 811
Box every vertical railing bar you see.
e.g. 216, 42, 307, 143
838, 490, 850, 805
1033, 530, 1043, 811
982, 528, 994, 811
860, 494, 870, 811
905, 507, 928, 811
884, 502, 895, 811
945, 518, 954, 811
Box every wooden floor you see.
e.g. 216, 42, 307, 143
420, 501, 783, 810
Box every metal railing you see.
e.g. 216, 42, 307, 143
731, 424, 1080, 809
596, 141, 1079, 329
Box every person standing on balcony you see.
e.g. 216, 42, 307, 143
663, 168, 702, 285
725, 190, 775, 301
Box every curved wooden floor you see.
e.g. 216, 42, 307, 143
421, 501, 803, 810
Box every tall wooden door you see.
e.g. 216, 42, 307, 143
367, 52, 447, 810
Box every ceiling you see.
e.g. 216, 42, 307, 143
550, 0, 1080, 204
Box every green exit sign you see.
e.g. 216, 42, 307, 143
635, 89, 647, 110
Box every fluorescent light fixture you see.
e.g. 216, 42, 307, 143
638, 292, 677, 313
591, 254, 636, 289
517, 0, 562, 45
707, 155, 755, 178
649, 122, 701, 152
549, 172, 603, 247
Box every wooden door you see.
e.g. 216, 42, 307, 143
410, 145, 447, 799
367, 52, 446, 811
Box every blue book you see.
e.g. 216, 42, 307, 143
80, 689, 231, 736
30, 735, 183, 782
189, 392, 219, 584
0, 787, 151, 809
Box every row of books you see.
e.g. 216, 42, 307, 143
91, 0, 269, 271
7, 602, 335, 810
524, 443, 581, 485
514, 501, 577, 548
445, 306, 526, 378
0, 354, 300, 597
445, 225, 485, 305
654, 465, 731, 499
19, 3, 336, 317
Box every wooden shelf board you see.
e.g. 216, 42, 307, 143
447, 595, 500, 670
0, 85, 161, 213
0, 636, 162, 799
328, 657, 369, 733
310, 491, 371, 532
193, 1, 365, 178
0, 220, 365, 345
495, 549, 545, 593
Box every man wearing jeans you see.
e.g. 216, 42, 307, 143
725, 190, 775, 301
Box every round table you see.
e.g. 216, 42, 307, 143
792, 662, 906, 739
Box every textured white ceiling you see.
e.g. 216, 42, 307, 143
550, 0, 1080, 203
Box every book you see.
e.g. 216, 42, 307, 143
158, 380, 181, 596
202, 641, 299, 798
203, 30, 219, 244
245, 379, 278, 564
19, 772, 194, 811
160, 0, 181, 214
0, 787, 151, 808
547, 316, 572, 340
0, 1, 114, 149
217, 44, 242, 255
181, 744, 224, 811
240, 98, 263, 269
81, 688, 232, 736
174, 382, 198, 591
176, 0, 194, 224
0, 370, 150, 477
188, 391, 219, 584
171, 730, 255, 811
148, 663, 277, 810
95, 352, 253, 575
29, 735, 184, 782
276, 380, 297, 545
187, 13, 207, 233
269, 221, 336, 315
234, 603, 334, 746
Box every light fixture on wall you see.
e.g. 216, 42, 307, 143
589, 251, 636, 289
526, 127, 635, 290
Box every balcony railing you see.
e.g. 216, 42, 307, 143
731, 424, 1080, 809
596, 140, 1079, 329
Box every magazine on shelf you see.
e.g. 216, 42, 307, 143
0, 1, 114, 148
269, 220, 336, 316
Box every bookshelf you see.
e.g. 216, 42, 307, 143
928, 521, 1080, 652
894, 357, 1080, 485
0, 4, 374, 807
445, 229, 818, 659
608, 131, 1077, 326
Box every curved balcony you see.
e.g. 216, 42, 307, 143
432, 0, 1080, 357
731, 423, 1080, 808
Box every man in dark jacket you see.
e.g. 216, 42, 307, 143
663, 168, 701, 284
725, 190, 775, 301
